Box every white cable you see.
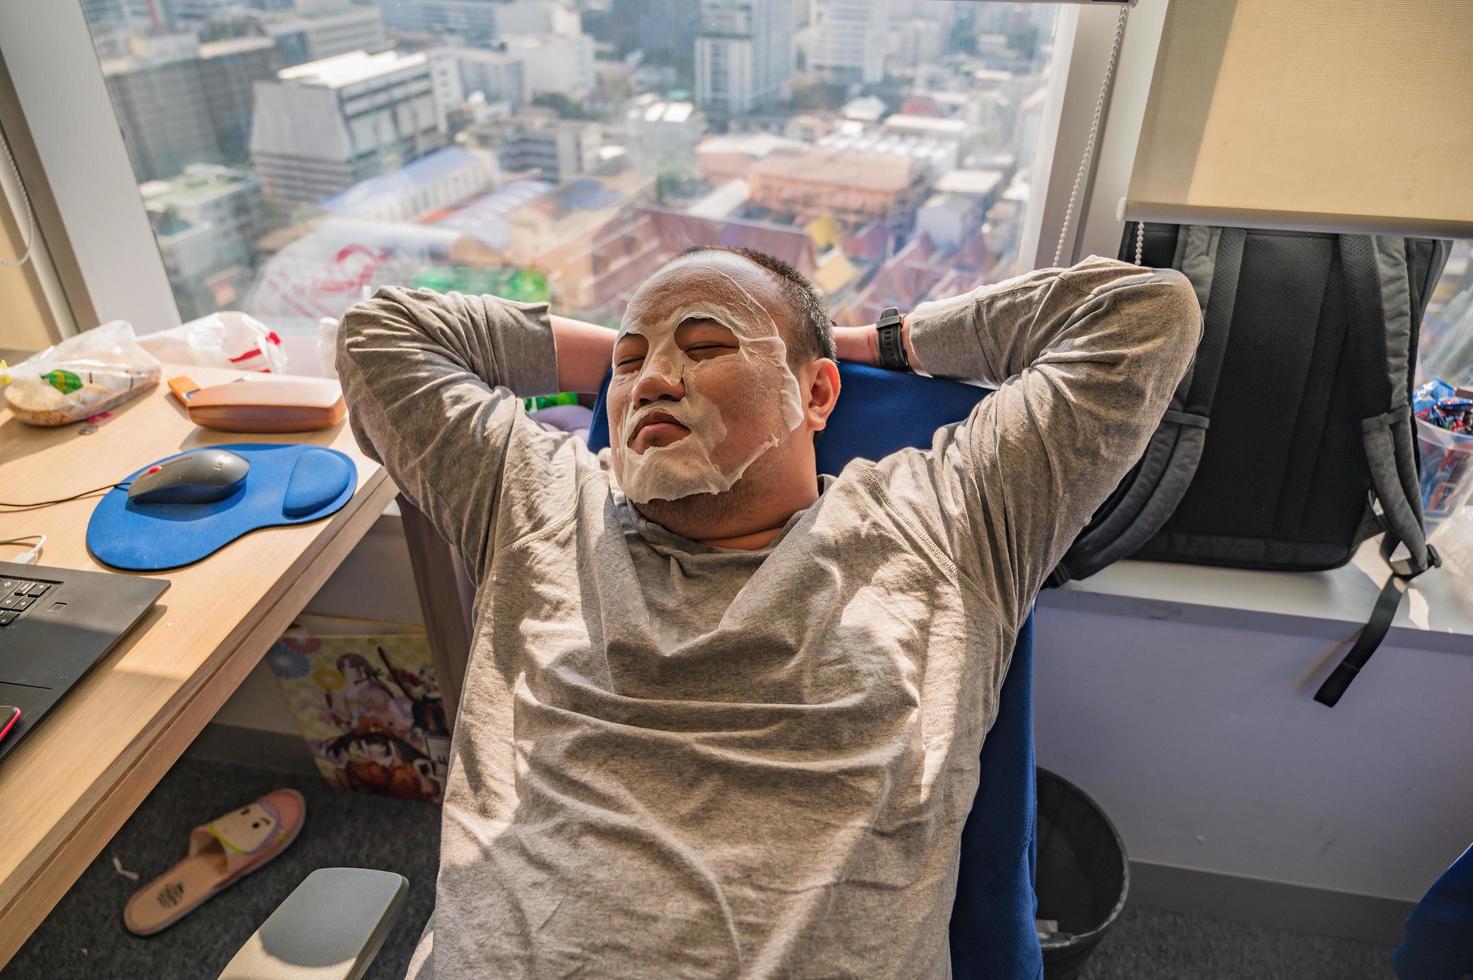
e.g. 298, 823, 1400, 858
0, 124, 35, 270
0, 534, 45, 564
1053, 2, 1131, 269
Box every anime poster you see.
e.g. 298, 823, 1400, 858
266, 627, 450, 803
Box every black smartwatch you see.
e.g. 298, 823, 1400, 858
876, 306, 909, 372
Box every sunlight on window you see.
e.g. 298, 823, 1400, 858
81, 0, 1060, 333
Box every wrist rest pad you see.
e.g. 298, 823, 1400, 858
88, 443, 357, 571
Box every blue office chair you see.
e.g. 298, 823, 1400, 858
223, 364, 1041, 980
590, 362, 1042, 980
1394, 841, 1473, 979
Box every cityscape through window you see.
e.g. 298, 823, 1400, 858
81, 0, 1061, 333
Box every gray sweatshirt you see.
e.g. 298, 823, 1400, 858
337, 256, 1201, 979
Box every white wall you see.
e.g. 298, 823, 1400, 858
1034, 594, 1473, 903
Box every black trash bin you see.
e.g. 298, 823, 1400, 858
1035, 767, 1129, 980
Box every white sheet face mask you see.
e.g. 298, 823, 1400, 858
610, 268, 806, 504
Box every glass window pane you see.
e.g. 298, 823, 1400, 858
80, 0, 1062, 354
1420, 239, 1473, 388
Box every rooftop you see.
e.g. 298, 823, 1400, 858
696, 133, 807, 159
935, 168, 1005, 197
749, 148, 918, 194
198, 36, 277, 59
278, 50, 427, 88
635, 100, 696, 124
320, 147, 491, 214
882, 114, 969, 137
817, 129, 953, 164
685, 179, 750, 220
139, 165, 257, 206
841, 95, 887, 122
431, 179, 557, 251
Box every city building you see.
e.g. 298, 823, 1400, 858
82, 0, 161, 55
199, 37, 282, 164
102, 35, 226, 182
882, 113, 970, 145
916, 192, 982, 251
493, 1, 582, 37
167, 0, 249, 30
430, 47, 528, 112
745, 146, 928, 232
429, 179, 557, 255
685, 179, 751, 221
694, 0, 794, 121
139, 164, 263, 318
464, 110, 601, 181
831, 231, 993, 326
816, 119, 959, 176
101, 33, 279, 181
503, 118, 601, 181
501, 33, 595, 98
376, 0, 499, 46
887, 17, 946, 70
260, 3, 387, 66
374, 0, 580, 47
694, 132, 807, 183
609, 0, 700, 71
534, 202, 814, 319
622, 96, 707, 175
809, 0, 889, 86
841, 96, 887, 123
249, 50, 447, 206
319, 146, 497, 223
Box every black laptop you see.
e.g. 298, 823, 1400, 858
0, 560, 168, 764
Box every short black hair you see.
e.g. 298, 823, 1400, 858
672, 245, 836, 365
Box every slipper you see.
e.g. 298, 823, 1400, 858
124, 788, 306, 936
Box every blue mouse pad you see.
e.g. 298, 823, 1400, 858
88, 443, 357, 571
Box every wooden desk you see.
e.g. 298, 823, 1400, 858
0, 364, 395, 967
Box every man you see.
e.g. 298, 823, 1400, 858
338, 247, 1201, 978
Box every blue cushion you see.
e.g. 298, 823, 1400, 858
589, 363, 1041, 978
88, 443, 357, 571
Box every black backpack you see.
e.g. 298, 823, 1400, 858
1048, 224, 1451, 706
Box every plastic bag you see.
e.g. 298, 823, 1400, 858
134, 310, 287, 374
2, 321, 161, 426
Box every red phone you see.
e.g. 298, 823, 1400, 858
0, 706, 19, 742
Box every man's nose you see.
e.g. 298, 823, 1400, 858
632, 363, 684, 407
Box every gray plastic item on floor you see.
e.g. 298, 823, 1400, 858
217, 868, 408, 980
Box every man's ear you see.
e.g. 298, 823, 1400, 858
804, 358, 841, 432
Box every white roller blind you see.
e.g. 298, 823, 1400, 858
1125, 0, 1473, 238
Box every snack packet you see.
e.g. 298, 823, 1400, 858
2, 321, 161, 426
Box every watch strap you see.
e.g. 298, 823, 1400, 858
876, 307, 909, 372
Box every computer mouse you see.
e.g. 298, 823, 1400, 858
127, 449, 250, 505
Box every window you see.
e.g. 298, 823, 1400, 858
1420, 240, 1473, 388
75, 0, 1063, 338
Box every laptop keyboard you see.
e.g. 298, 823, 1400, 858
0, 576, 50, 628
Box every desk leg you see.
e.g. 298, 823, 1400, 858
397, 495, 474, 732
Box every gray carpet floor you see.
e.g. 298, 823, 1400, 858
9, 757, 1397, 979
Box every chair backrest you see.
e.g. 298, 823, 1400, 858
589, 363, 1041, 979
1395, 841, 1473, 979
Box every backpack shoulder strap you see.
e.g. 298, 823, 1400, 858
1340, 235, 1429, 569
1049, 226, 1243, 584
1315, 235, 1442, 707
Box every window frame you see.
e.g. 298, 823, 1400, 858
0, 0, 1162, 336
0, 0, 179, 335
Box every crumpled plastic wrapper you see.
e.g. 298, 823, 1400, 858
2, 320, 161, 426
